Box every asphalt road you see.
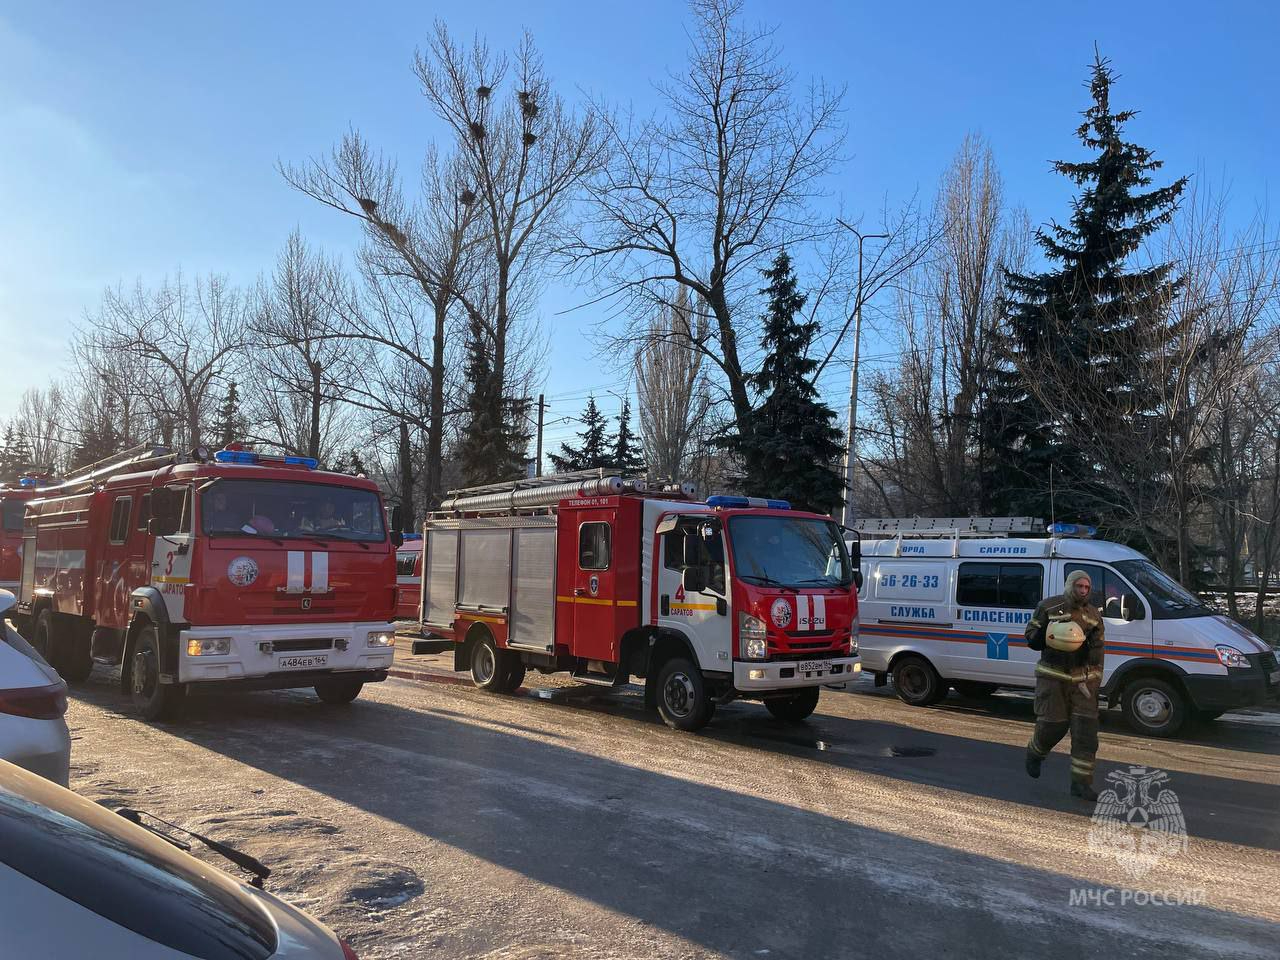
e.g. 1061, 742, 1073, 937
65, 661, 1279, 960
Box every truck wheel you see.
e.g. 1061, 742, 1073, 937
470, 633, 513, 693
1121, 676, 1187, 738
952, 680, 999, 699
315, 677, 364, 704
32, 610, 60, 672
765, 686, 821, 722
654, 657, 712, 732
891, 655, 946, 707
503, 660, 527, 692
131, 626, 186, 722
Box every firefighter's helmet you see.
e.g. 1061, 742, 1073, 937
1046, 618, 1086, 652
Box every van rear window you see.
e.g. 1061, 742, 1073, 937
957, 562, 1043, 609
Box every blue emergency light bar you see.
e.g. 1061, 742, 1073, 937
213, 450, 318, 470
18, 477, 40, 487
1047, 522, 1097, 538
706, 495, 791, 510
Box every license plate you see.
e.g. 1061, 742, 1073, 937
278, 654, 328, 670
797, 659, 832, 674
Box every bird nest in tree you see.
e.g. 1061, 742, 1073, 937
469, 121, 486, 140
523, 132, 538, 146
521, 100, 539, 118
459, 188, 477, 205
356, 196, 378, 215
476, 84, 492, 99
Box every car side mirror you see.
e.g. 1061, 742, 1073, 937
1122, 595, 1139, 622
682, 565, 708, 595
853, 569, 864, 591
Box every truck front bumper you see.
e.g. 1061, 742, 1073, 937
733, 656, 860, 692
177, 621, 395, 684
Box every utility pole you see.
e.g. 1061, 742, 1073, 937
535, 394, 546, 476
836, 221, 888, 527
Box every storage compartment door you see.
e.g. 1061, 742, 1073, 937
510, 527, 556, 651
422, 529, 459, 628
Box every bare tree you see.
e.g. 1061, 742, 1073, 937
857, 136, 1029, 515
84, 274, 248, 451
247, 231, 358, 461
634, 285, 712, 482
9, 386, 67, 472
571, 0, 844, 437
416, 24, 605, 397
283, 135, 485, 511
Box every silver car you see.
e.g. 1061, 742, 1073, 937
0, 590, 70, 785
0, 757, 362, 958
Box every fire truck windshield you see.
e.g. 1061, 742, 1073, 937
728, 516, 851, 589
200, 479, 386, 542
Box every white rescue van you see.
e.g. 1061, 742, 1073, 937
850, 517, 1279, 737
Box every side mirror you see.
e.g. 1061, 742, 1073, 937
845, 535, 861, 566
1104, 597, 1122, 620
1122, 595, 1139, 622
148, 489, 180, 537
682, 565, 708, 595
390, 504, 403, 534
853, 570, 864, 591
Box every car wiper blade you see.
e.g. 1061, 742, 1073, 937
116, 808, 272, 889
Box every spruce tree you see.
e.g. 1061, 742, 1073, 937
728, 249, 844, 514
457, 322, 532, 485
215, 382, 245, 448
984, 53, 1186, 522
549, 396, 612, 472
612, 399, 647, 477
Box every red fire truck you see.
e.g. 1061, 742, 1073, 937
0, 478, 55, 595
394, 535, 423, 621
13, 443, 399, 720
415, 472, 862, 730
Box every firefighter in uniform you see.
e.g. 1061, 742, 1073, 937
1023, 569, 1104, 801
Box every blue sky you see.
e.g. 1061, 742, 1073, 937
1, 1, 1275, 453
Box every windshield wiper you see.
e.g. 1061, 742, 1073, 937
114, 807, 272, 889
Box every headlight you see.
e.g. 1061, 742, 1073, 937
1214, 645, 1250, 668
187, 637, 230, 657
739, 614, 767, 660
367, 631, 395, 648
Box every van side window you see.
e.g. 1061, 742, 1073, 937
1063, 563, 1144, 620
579, 522, 611, 571
957, 562, 1043, 608
108, 496, 133, 544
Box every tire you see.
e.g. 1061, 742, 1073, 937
891, 655, 947, 707
765, 686, 821, 722
130, 625, 186, 722
470, 632, 515, 693
1121, 676, 1187, 738
315, 677, 365, 705
32, 610, 59, 671
654, 657, 712, 732
952, 680, 1000, 699
503, 661, 527, 692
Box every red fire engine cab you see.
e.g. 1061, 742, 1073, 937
0, 477, 55, 594
13, 443, 399, 720
414, 471, 862, 731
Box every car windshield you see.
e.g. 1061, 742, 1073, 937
728, 515, 851, 588
1113, 559, 1207, 615
200, 479, 386, 542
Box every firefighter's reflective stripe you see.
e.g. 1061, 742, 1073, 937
1034, 663, 1082, 682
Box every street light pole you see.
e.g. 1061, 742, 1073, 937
836, 221, 888, 527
